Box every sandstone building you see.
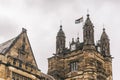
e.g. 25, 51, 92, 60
0, 28, 54, 80
48, 14, 113, 80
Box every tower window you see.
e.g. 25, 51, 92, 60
70, 61, 78, 71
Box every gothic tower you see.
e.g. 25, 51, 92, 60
83, 14, 95, 50
56, 25, 66, 54
48, 14, 113, 80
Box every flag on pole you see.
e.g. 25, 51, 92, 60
75, 17, 83, 24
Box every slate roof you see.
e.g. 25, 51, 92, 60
0, 37, 16, 54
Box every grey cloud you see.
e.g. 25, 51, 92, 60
24, 0, 76, 13
0, 0, 119, 79
0, 17, 18, 38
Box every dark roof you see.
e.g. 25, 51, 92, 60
0, 37, 16, 54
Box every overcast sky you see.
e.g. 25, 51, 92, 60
0, 0, 119, 79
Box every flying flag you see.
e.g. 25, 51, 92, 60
75, 17, 83, 24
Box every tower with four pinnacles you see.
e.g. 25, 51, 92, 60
48, 14, 113, 80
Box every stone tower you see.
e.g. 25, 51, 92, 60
83, 14, 94, 45
100, 28, 112, 80
100, 28, 110, 57
83, 14, 96, 50
56, 25, 66, 54
48, 14, 113, 80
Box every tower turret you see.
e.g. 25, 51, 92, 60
56, 25, 66, 54
83, 14, 94, 45
100, 28, 110, 56
83, 14, 95, 50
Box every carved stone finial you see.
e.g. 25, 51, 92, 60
60, 25, 62, 29
22, 28, 27, 32
87, 14, 90, 18
103, 28, 105, 32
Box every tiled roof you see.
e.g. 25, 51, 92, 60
0, 37, 16, 54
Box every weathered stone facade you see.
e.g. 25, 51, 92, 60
0, 28, 54, 80
48, 14, 113, 80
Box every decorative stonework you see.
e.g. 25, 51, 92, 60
48, 14, 112, 80
0, 28, 54, 80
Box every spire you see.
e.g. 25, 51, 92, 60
57, 25, 65, 37
56, 25, 66, 54
83, 14, 95, 50
83, 14, 94, 45
100, 28, 110, 56
101, 28, 109, 40
84, 14, 93, 26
